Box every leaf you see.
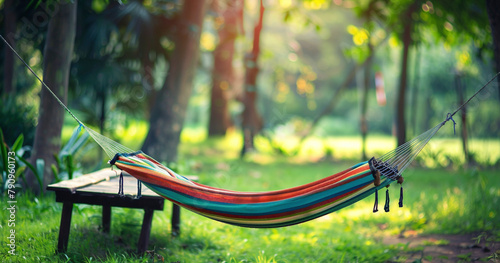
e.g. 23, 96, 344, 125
11, 134, 24, 152
60, 125, 83, 158
66, 155, 74, 180
26, 0, 43, 9
16, 145, 32, 159
52, 164, 60, 182
54, 154, 62, 169
15, 165, 26, 177
0, 129, 8, 174
17, 153, 44, 192
36, 159, 45, 192
68, 132, 89, 156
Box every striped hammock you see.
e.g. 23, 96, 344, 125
103, 114, 455, 228
110, 151, 395, 228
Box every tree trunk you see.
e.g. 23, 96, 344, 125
240, 0, 264, 157
360, 44, 373, 160
208, 1, 242, 136
454, 73, 469, 165
409, 45, 421, 137
396, 4, 416, 147
2, 0, 17, 95
142, 0, 207, 163
486, 0, 500, 100
27, 0, 77, 194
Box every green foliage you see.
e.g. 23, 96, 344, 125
1, 149, 498, 262
52, 126, 89, 182
1, 124, 500, 261
0, 97, 36, 146
0, 125, 89, 195
0, 128, 44, 194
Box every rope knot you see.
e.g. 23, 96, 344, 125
446, 113, 456, 135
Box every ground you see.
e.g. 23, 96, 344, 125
384, 232, 499, 263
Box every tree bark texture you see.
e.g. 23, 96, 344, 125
142, 0, 207, 163
241, 0, 264, 157
485, 0, 500, 100
396, 4, 416, 147
208, 1, 242, 136
27, 0, 77, 194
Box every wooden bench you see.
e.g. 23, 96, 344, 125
47, 168, 197, 254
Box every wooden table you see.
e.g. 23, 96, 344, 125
47, 169, 196, 254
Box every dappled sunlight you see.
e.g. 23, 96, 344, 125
2, 0, 499, 261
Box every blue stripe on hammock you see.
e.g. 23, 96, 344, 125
142, 171, 377, 216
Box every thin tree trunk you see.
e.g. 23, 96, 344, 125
241, 0, 264, 157
486, 0, 500, 100
208, 0, 241, 136
27, 0, 77, 194
454, 73, 469, 165
3, 0, 17, 95
142, 0, 207, 162
396, 4, 416, 147
409, 45, 421, 137
360, 44, 373, 160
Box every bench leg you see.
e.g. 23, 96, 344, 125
57, 202, 74, 253
137, 208, 154, 254
102, 205, 111, 233
171, 204, 181, 236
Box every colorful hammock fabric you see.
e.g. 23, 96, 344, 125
110, 151, 394, 228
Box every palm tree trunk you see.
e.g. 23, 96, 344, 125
27, 0, 77, 194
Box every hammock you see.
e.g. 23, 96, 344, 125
110, 152, 387, 228
97, 121, 440, 228
2, 35, 497, 228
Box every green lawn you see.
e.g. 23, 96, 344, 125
1, 133, 499, 262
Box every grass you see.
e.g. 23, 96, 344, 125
2, 130, 500, 262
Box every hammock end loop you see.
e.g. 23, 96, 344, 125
398, 186, 404, 208
118, 172, 125, 197
373, 189, 379, 213
134, 180, 142, 199
384, 188, 390, 212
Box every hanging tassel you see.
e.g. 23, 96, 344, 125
399, 186, 403, 207
373, 189, 379, 213
384, 188, 390, 212
136, 180, 142, 199
118, 172, 124, 197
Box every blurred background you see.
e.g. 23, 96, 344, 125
1, 1, 500, 261
1, 0, 499, 192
